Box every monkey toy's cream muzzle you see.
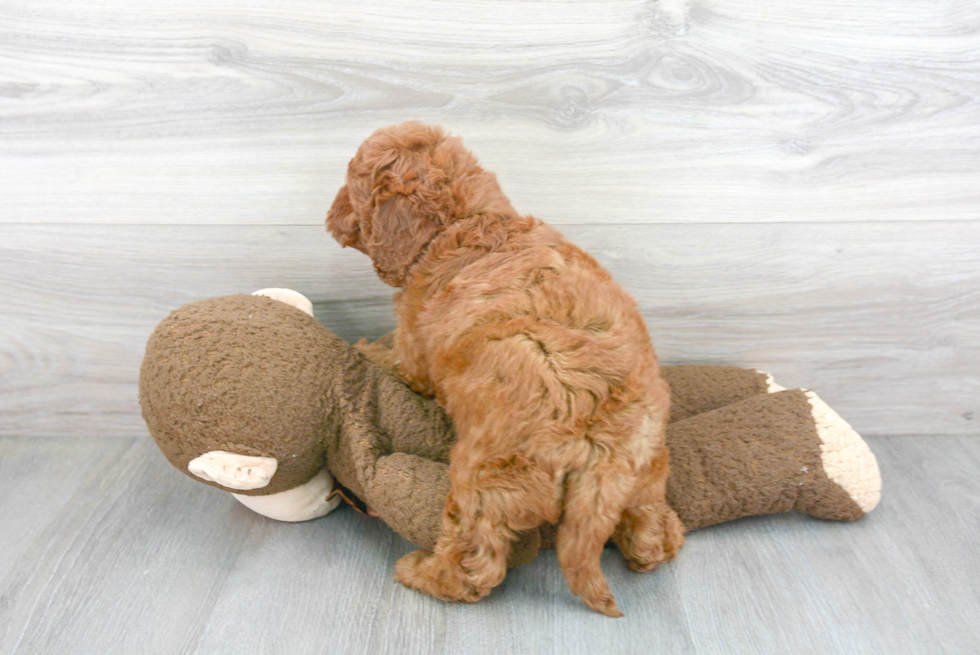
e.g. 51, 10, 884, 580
187, 450, 341, 522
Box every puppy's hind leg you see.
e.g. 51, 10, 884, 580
394, 489, 510, 603
395, 456, 557, 603
613, 450, 686, 572
555, 463, 633, 617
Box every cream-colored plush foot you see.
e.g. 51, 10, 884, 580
805, 391, 882, 513
232, 468, 341, 522
252, 288, 314, 317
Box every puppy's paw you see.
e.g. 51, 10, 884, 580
394, 550, 481, 603
624, 550, 665, 573
660, 507, 686, 560
394, 550, 430, 588
617, 506, 686, 573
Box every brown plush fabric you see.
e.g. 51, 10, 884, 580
140, 295, 541, 563
661, 366, 772, 422
140, 295, 344, 496
141, 294, 444, 505
141, 294, 874, 569
662, 389, 865, 529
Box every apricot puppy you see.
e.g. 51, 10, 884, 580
326, 122, 683, 616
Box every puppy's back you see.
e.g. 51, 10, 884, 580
416, 219, 663, 436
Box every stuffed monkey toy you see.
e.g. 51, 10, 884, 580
139, 290, 881, 567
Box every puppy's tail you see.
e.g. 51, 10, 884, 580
555, 467, 628, 617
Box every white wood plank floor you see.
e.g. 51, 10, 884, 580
0, 435, 977, 654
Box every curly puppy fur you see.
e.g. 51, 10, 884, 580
327, 122, 683, 616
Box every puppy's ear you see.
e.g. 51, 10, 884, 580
367, 194, 442, 287
326, 185, 361, 248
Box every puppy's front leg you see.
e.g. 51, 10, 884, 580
391, 327, 437, 397
353, 337, 399, 373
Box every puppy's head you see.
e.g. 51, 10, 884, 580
326, 121, 512, 286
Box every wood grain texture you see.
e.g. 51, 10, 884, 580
0, 435, 977, 654
2, 0, 979, 438
2, 0, 978, 225
2, 221, 978, 438
3, 1, 977, 649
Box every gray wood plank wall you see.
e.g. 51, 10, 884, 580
2, 0, 978, 439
